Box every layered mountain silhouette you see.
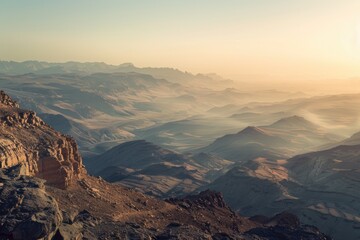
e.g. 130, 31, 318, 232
0, 60, 232, 88
320, 130, 360, 150
268, 115, 319, 129
1, 61, 325, 154
202, 142, 360, 240
3, 61, 358, 239
199, 116, 341, 162
0, 65, 241, 154
0, 90, 332, 239
202, 158, 293, 215
39, 113, 134, 157
206, 92, 360, 140
84, 140, 233, 197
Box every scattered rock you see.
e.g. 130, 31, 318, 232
167, 190, 230, 210
0, 166, 62, 240
244, 225, 331, 240
167, 222, 183, 228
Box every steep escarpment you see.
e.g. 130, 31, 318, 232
0, 90, 85, 188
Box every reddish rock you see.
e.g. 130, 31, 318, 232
0, 90, 85, 188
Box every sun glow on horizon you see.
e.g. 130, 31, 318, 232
1, 0, 360, 80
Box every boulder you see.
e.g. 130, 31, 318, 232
0, 165, 62, 239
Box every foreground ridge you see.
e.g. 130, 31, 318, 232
0, 167, 331, 239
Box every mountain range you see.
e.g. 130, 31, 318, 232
2, 61, 360, 239
84, 140, 232, 198
0, 90, 332, 239
198, 115, 341, 162
0, 61, 321, 154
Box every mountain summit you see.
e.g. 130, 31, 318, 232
269, 115, 319, 130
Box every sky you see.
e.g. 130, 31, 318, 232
1, 0, 360, 80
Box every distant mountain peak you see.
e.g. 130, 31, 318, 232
277, 115, 306, 122
268, 115, 318, 130
238, 126, 270, 136
118, 62, 135, 68
119, 139, 158, 147
349, 131, 360, 139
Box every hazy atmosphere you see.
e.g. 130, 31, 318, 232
1, 1, 360, 240
2, 0, 360, 80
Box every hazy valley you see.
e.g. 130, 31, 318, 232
2, 61, 360, 239
5, 0, 360, 239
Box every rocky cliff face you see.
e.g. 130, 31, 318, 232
0, 90, 85, 188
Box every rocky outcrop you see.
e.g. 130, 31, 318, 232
167, 190, 229, 210
0, 90, 19, 108
250, 212, 301, 228
0, 165, 84, 240
0, 90, 85, 188
0, 137, 28, 171
0, 165, 62, 239
244, 225, 331, 240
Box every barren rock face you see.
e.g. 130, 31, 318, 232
167, 189, 230, 210
0, 90, 19, 108
0, 90, 85, 188
0, 165, 63, 240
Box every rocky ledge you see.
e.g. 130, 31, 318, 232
0, 90, 85, 189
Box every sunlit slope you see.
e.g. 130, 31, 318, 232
198, 116, 341, 162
